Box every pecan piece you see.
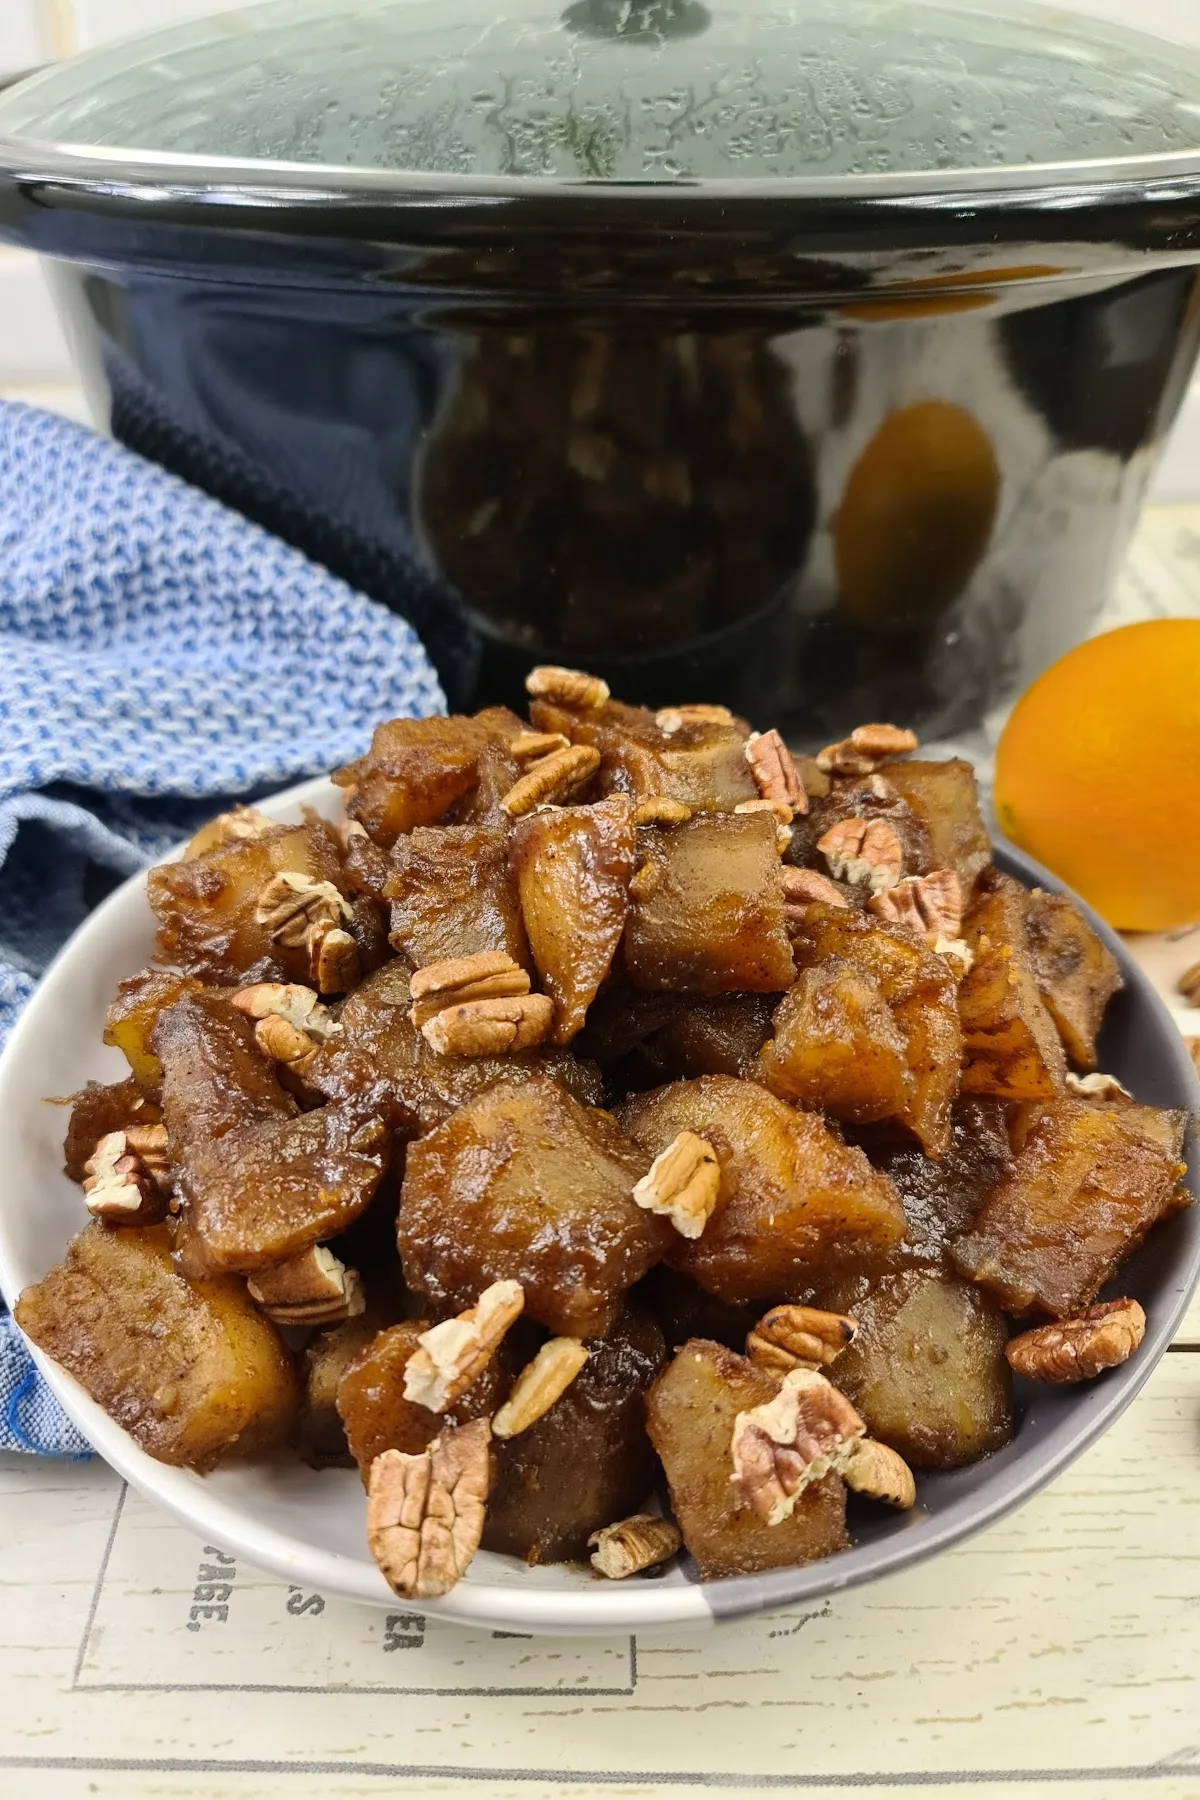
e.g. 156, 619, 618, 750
816, 723, 919, 777
635, 796, 693, 827
1065, 1071, 1133, 1102
122, 1122, 172, 1194
500, 745, 601, 817
403, 1280, 526, 1412
366, 1418, 492, 1600
730, 1369, 866, 1526
817, 816, 904, 893
632, 1131, 721, 1239
525, 665, 610, 708
510, 729, 571, 762
182, 803, 273, 857
492, 1337, 590, 1438
868, 869, 963, 944
745, 1304, 858, 1374
1177, 959, 1200, 1005
744, 729, 808, 817
233, 981, 339, 1040
655, 703, 737, 735
82, 1130, 168, 1225
255, 871, 352, 948
842, 1438, 917, 1510
1005, 1299, 1146, 1384
780, 865, 849, 926
589, 1514, 682, 1579
308, 922, 361, 996
247, 1246, 365, 1327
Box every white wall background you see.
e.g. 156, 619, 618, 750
3, 0, 1200, 492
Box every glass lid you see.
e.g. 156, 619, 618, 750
3, 0, 1200, 191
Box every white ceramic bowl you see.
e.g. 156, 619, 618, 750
1, 777, 1197, 1635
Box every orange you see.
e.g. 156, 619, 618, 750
994, 618, 1200, 932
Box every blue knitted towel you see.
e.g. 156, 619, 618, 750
0, 401, 444, 1456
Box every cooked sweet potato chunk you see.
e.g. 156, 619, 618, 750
333, 715, 496, 848
646, 1338, 848, 1579
868, 1098, 1012, 1262
883, 758, 992, 899
958, 875, 1066, 1102
308, 961, 601, 1132
155, 993, 395, 1275
530, 696, 757, 811
788, 908, 961, 1156
385, 823, 530, 972
1023, 887, 1121, 1071
336, 1319, 520, 1483
757, 959, 912, 1125
640, 994, 776, 1083
952, 1096, 1186, 1317
624, 812, 795, 996
103, 969, 202, 1090
510, 796, 637, 1042
15, 1223, 298, 1471
618, 1076, 906, 1304
147, 817, 346, 985
62, 1078, 161, 1182
398, 1075, 668, 1338
300, 1296, 399, 1469
486, 1307, 667, 1563
820, 1266, 1012, 1468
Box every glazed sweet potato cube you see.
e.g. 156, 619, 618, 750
883, 758, 992, 898
442, 710, 528, 826
307, 961, 602, 1133
1022, 887, 1121, 1071
332, 715, 493, 848
510, 796, 636, 1042
789, 908, 961, 1156
641, 994, 776, 1082
952, 1096, 1186, 1317
757, 959, 912, 1125
15, 1224, 298, 1471
624, 812, 795, 996
336, 1319, 520, 1484
646, 1339, 848, 1579
147, 816, 346, 985
870, 1098, 1012, 1262
62, 1078, 161, 1181
299, 1298, 398, 1469
486, 1307, 667, 1563
820, 1266, 1012, 1468
958, 876, 1066, 1102
155, 993, 395, 1275
530, 697, 758, 810
618, 1076, 906, 1304
397, 1076, 669, 1337
103, 969, 202, 1089
385, 823, 531, 971
788, 782, 932, 890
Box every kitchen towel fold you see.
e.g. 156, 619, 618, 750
0, 400, 444, 1455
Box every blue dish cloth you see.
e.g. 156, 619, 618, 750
0, 401, 444, 1456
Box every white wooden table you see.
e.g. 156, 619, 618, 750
1, 507, 1198, 1798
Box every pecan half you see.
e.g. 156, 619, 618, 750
1005, 1299, 1146, 1384
183, 803, 273, 858
492, 1338, 590, 1438
233, 981, 339, 1041
525, 665, 610, 709
82, 1130, 167, 1225
1177, 959, 1200, 1005
745, 729, 808, 817
247, 1246, 365, 1327
589, 1514, 682, 1579
366, 1418, 492, 1599
868, 869, 963, 944
308, 922, 361, 995
655, 703, 737, 735
816, 723, 919, 777
780, 865, 849, 926
735, 796, 793, 826
1065, 1071, 1133, 1102
403, 1280, 526, 1412
817, 816, 904, 893
632, 1131, 721, 1239
730, 1369, 866, 1526
842, 1438, 917, 1509
408, 952, 531, 1025
745, 1304, 858, 1374
255, 871, 352, 949
122, 1122, 172, 1194
509, 729, 571, 762
635, 796, 693, 827
500, 745, 601, 817
424, 995, 555, 1056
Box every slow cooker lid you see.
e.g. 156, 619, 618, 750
3, 0, 1200, 193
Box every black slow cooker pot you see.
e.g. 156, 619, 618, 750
2, 0, 1200, 735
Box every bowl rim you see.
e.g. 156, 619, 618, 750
0, 772, 1196, 1634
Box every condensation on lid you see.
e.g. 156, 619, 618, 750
2, 0, 1200, 186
